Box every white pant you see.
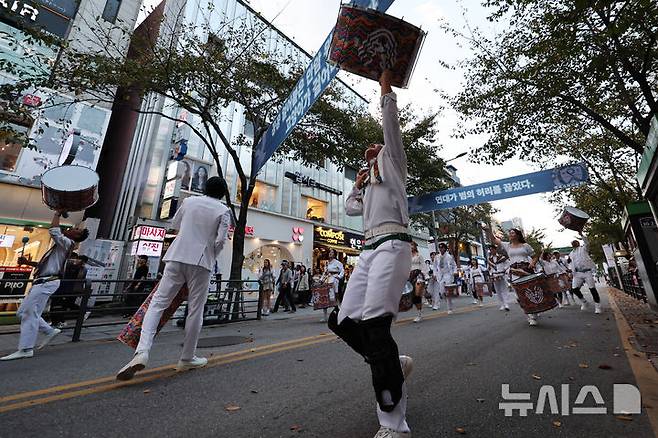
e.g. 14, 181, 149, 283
136, 262, 211, 361
572, 271, 595, 289
338, 238, 411, 432
492, 277, 511, 306
17, 280, 60, 350
428, 279, 441, 308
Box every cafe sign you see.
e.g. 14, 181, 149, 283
314, 227, 364, 251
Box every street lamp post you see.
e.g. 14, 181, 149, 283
430, 151, 467, 252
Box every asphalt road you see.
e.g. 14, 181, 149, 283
0, 290, 655, 438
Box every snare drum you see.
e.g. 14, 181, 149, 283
444, 283, 460, 298
511, 273, 558, 314
558, 273, 571, 290
328, 4, 426, 88
544, 273, 563, 294
41, 165, 99, 212
558, 206, 589, 232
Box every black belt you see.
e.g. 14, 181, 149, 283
575, 268, 592, 273
33, 275, 60, 285
363, 233, 412, 251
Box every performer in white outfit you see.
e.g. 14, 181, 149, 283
330, 70, 413, 438
487, 245, 511, 311
426, 253, 440, 310
434, 243, 457, 314
117, 177, 231, 380
1, 213, 88, 361
554, 251, 574, 306
538, 251, 563, 308
568, 232, 602, 314
322, 249, 344, 322
489, 228, 539, 326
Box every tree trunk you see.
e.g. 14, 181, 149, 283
225, 184, 254, 319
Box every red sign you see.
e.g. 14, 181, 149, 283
134, 225, 166, 241
228, 225, 255, 238
22, 94, 42, 107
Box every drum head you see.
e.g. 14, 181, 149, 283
41, 165, 99, 191
403, 281, 413, 294
563, 206, 589, 219
512, 273, 544, 284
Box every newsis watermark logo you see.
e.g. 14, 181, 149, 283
499, 384, 641, 417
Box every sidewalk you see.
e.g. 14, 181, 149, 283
0, 305, 322, 354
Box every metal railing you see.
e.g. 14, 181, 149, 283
620, 271, 647, 303
0, 277, 262, 342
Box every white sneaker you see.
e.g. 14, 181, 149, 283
504, 305, 510, 311
562, 299, 570, 306
176, 356, 208, 371
399, 355, 413, 379
413, 315, 422, 323
594, 303, 602, 314
447, 310, 453, 315
374, 426, 411, 438
0, 349, 34, 361
580, 301, 588, 311
558, 302, 563, 308
479, 302, 483, 307
528, 316, 537, 326
38, 328, 62, 350
432, 306, 439, 311
499, 305, 506, 311
116, 351, 149, 381
472, 299, 478, 304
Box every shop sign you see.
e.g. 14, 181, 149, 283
0, 266, 32, 296
0, 0, 80, 39
284, 171, 343, 195
640, 217, 656, 228
163, 179, 179, 199
228, 225, 255, 239
22, 94, 41, 107
133, 225, 166, 241
0, 234, 16, 248
136, 240, 163, 257
292, 226, 305, 243
314, 227, 364, 251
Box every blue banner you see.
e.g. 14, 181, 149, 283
408, 163, 590, 214
253, 0, 396, 173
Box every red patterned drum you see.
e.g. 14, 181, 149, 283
511, 273, 558, 314
444, 283, 460, 297
118, 282, 189, 349
558, 206, 589, 232
328, 5, 426, 88
475, 282, 493, 297
545, 273, 563, 294
313, 283, 337, 310
41, 165, 99, 212
558, 273, 571, 289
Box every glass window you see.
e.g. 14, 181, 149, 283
344, 166, 357, 181
304, 196, 327, 223
0, 124, 29, 172
77, 106, 108, 135
102, 0, 122, 23
237, 180, 278, 212
243, 117, 255, 140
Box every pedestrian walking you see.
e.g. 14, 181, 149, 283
296, 265, 311, 308
258, 259, 275, 316
272, 260, 295, 313
116, 177, 231, 380
1, 212, 89, 361
329, 70, 414, 438
467, 258, 487, 307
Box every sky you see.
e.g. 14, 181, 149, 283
139, 0, 582, 247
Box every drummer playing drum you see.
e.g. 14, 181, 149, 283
1, 211, 89, 361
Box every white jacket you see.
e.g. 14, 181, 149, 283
569, 236, 596, 272
164, 195, 231, 271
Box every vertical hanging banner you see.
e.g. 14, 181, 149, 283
253, 0, 396, 173
407, 163, 590, 214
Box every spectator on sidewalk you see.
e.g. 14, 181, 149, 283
296, 265, 311, 308
123, 255, 150, 317
1, 211, 88, 361
50, 253, 82, 328
258, 259, 275, 316
272, 260, 295, 313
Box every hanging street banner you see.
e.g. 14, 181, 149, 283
253, 0, 396, 173
408, 163, 590, 214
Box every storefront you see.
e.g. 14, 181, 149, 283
638, 115, 658, 225
313, 226, 364, 273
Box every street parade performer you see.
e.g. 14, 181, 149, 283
1, 212, 88, 361
568, 232, 602, 314
116, 177, 231, 380
329, 70, 414, 438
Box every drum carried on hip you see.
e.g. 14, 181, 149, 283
444, 283, 460, 298
328, 4, 426, 88
312, 283, 337, 310
41, 165, 99, 214
511, 273, 558, 314
558, 206, 589, 232
475, 282, 493, 298
399, 281, 414, 312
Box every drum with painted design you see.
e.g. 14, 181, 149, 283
511, 273, 558, 314
399, 281, 414, 312
444, 283, 460, 298
558, 206, 589, 232
475, 282, 493, 297
328, 4, 426, 88
41, 165, 99, 213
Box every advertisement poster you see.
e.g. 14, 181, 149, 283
80, 239, 124, 302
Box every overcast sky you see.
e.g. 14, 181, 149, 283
140, 0, 582, 247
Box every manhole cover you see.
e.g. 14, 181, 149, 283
194, 336, 253, 348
